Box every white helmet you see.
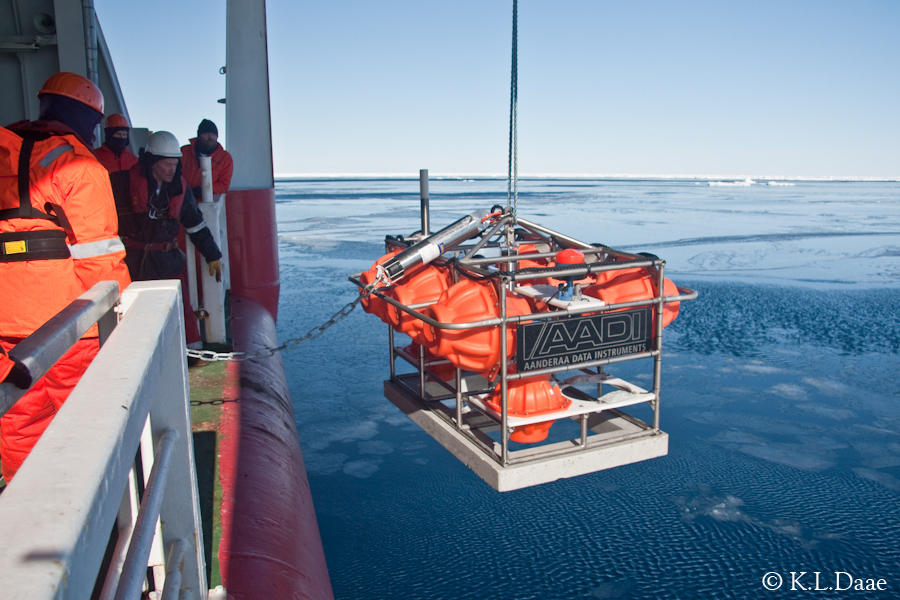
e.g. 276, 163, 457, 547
147, 130, 182, 158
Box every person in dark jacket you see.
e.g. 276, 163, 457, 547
181, 118, 233, 200
111, 130, 221, 346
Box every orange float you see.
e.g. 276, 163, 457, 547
556, 248, 585, 265
486, 375, 570, 443
421, 279, 533, 375
384, 264, 452, 343
548, 247, 594, 288
583, 267, 680, 327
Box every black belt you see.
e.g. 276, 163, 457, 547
122, 237, 177, 252
0, 230, 70, 262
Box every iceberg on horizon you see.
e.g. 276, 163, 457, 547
708, 177, 755, 187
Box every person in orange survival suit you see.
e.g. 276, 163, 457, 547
0, 72, 131, 481
110, 131, 222, 348
180, 118, 233, 200
92, 113, 138, 174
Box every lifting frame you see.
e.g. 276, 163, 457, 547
351, 204, 697, 492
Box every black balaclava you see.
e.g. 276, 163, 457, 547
38, 94, 102, 146
196, 119, 218, 154
104, 127, 130, 155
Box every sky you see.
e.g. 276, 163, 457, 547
93, 0, 900, 179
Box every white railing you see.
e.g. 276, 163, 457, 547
0, 280, 206, 599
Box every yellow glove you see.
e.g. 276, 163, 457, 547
208, 259, 222, 282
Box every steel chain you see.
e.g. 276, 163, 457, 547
185, 294, 363, 363
190, 398, 238, 406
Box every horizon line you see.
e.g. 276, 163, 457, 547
273, 172, 900, 182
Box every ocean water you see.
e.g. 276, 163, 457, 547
275, 178, 900, 599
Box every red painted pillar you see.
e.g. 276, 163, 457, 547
225, 188, 280, 320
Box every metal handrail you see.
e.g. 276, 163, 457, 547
113, 428, 179, 600
1, 281, 119, 418
0, 280, 207, 599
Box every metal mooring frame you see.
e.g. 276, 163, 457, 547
352, 201, 697, 492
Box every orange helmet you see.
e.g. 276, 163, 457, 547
38, 72, 104, 113
105, 113, 129, 128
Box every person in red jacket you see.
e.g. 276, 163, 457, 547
181, 119, 233, 201
92, 113, 138, 174
0, 72, 131, 481
111, 131, 222, 348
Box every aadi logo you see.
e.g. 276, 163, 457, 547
517, 309, 651, 372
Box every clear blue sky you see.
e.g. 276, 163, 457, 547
94, 0, 899, 178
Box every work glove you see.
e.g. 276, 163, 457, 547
208, 259, 222, 282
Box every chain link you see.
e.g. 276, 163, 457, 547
186, 294, 363, 363
190, 398, 238, 406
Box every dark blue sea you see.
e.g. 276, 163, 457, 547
275, 178, 900, 599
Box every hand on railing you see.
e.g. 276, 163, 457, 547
208, 259, 222, 282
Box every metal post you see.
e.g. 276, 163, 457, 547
160, 539, 190, 600
418, 343, 426, 398
140, 419, 167, 589
455, 368, 463, 429
388, 326, 396, 380
419, 169, 430, 236
114, 428, 179, 600
97, 464, 141, 600
653, 262, 665, 431
499, 277, 509, 464
580, 414, 588, 448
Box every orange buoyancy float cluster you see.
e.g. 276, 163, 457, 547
486, 374, 571, 443
422, 278, 533, 376
385, 264, 452, 343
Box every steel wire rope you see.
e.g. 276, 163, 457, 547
506, 0, 519, 219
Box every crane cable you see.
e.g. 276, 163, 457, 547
506, 0, 519, 219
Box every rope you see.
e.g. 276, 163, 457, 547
506, 0, 519, 218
